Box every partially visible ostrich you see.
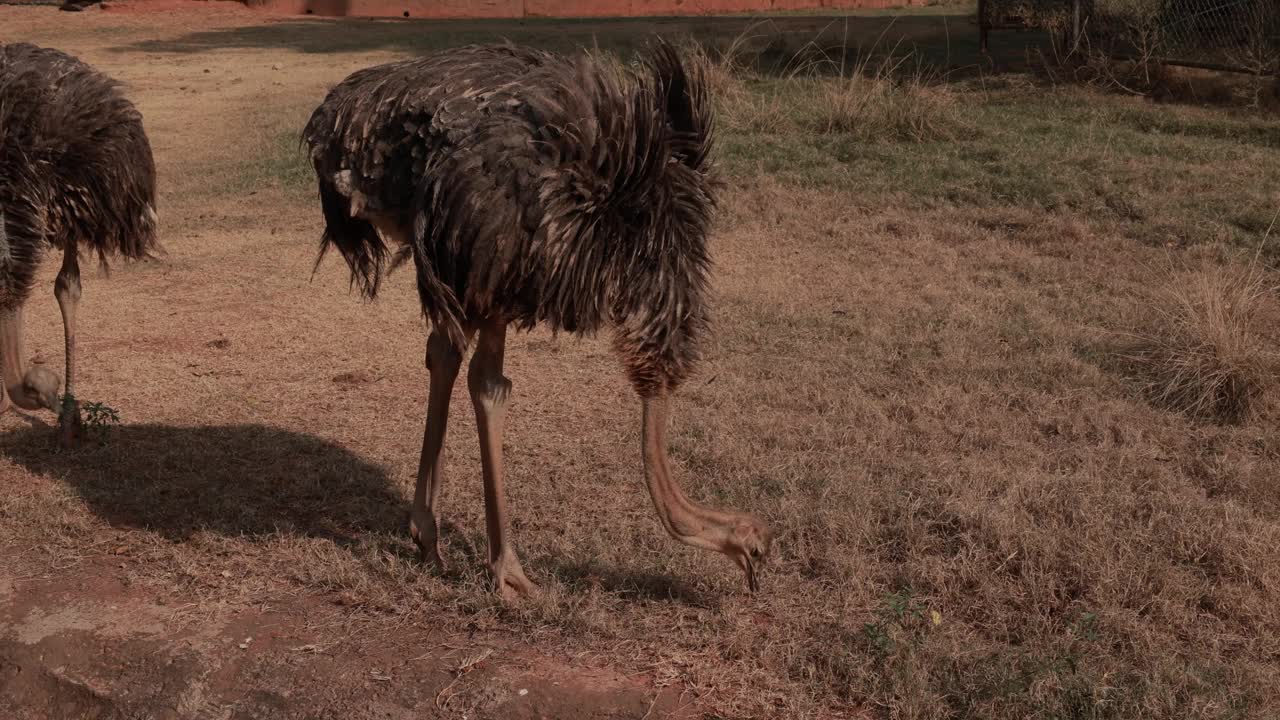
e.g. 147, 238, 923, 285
0, 44, 158, 445
304, 42, 771, 597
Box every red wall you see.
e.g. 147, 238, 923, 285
245, 0, 922, 18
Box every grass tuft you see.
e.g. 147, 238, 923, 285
688, 31, 966, 142
1124, 263, 1277, 423
804, 61, 962, 141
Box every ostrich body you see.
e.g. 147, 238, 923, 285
0, 43, 158, 444
304, 43, 771, 596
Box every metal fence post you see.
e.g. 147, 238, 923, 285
978, 0, 989, 53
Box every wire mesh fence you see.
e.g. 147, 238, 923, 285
980, 0, 1280, 74
1095, 0, 1280, 72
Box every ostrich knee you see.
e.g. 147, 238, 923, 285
468, 322, 535, 598
468, 367, 511, 416
468, 349, 515, 558
410, 330, 464, 568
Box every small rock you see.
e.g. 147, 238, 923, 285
238, 636, 253, 650
271, 63, 282, 71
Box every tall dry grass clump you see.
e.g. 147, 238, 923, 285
684, 36, 796, 134
805, 58, 962, 142
685, 33, 965, 141
1125, 264, 1277, 423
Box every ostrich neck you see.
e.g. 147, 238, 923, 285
641, 390, 738, 553
0, 306, 41, 410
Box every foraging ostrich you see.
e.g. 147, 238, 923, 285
304, 42, 771, 597
0, 44, 158, 445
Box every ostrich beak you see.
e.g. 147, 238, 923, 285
39, 387, 60, 413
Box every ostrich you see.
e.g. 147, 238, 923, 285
0, 43, 158, 446
304, 42, 771, 597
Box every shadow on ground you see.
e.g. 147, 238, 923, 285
0, 423, 403, 542
543, 556, 718, 608
116, 14, 1046, 74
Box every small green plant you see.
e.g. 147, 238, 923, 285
1072, 611, 1100, 641
82, 401, 121, 431
862, 588, 935, 658
62, 396, 122, 442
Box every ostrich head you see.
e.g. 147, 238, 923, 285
724, 514, 773, 592
0, 361, 59, 414
0, 307, 61, 414
20, 365, 60, 411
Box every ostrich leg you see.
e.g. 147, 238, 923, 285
409, 329, 465, 568
54, 246, 83, 447
468, 318, 535, 599
0, 343, 9, 415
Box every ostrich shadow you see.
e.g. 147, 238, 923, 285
0, 423, 405, 544
2, 423, 724, 605
539, 556, 721, 609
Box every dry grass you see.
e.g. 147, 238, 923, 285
2, 7, 1280, 720
688, 34, 965, 141
1123, 263, 1277, 423
803, 62, 961, 141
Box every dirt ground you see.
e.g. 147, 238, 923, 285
1, 5, 721, 718
3, 3, 1280, 719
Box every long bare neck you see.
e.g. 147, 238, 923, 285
641, 389, 739, 552
0, 306, 42, 410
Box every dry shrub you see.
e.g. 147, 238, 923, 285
691, 36, 966, 142
1227, 0, 1280, 102
684, 31, 754, 99
684, 36, 797, 134
804, 61, 963, 142
1124, 264, 1277, 423
1265, 75, 1280, 112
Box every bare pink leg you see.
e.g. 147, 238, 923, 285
468, 318, 535, 599
54, 246, 83, 448
409, 329, 465, 569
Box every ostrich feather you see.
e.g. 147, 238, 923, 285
0, 42, 158, 311
304, 41, 717, 393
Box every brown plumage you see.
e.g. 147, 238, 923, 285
0, 43, 158, 443
304, 42, 771, 597
304, 42, 717, 393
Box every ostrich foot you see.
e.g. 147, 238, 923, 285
57, 397, 83, 449
490, 549, 536, 601
409, 510, 446, 570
